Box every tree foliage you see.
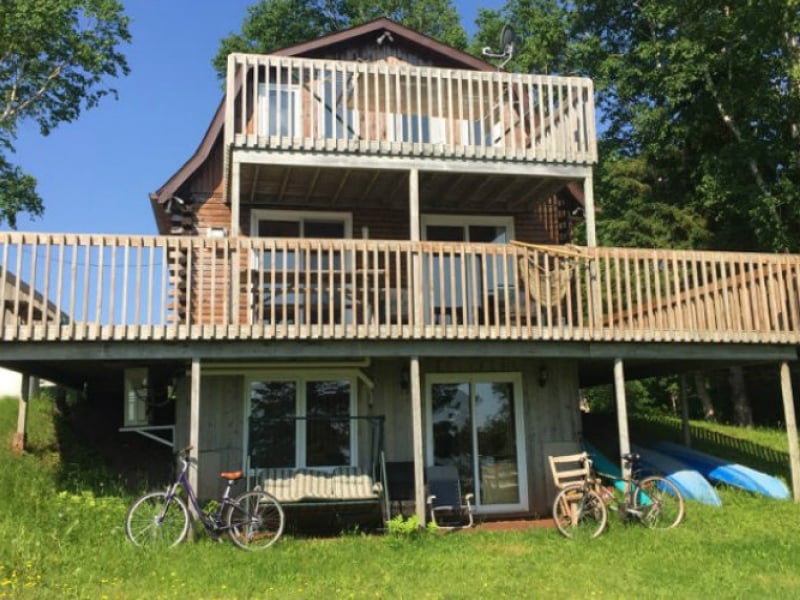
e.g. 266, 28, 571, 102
477, 1, 800, 252
0, 0, 131, 228
212, 0, 468, 80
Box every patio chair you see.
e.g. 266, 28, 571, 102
425, 465, 474, 529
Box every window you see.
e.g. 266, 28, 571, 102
250, 209, 352, 270
388, 113, 445, 144
318, 69, 359, 141
247, 375, 356, 470
257, 83, 300, 137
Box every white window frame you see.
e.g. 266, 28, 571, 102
250, 209, 353, 240
257, 82, 301, 137
243, 369, 360, 471
420, 214, 515, 242
425, 371, 528, 514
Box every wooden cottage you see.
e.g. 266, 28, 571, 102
2, 18, 799, 522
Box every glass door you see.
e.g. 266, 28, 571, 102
427, 374, 527, 513
422, 217, 513, 325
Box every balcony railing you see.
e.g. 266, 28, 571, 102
2, 232, 799, 345
224, 54, 597, 165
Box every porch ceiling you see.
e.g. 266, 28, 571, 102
238, 163, 569, 212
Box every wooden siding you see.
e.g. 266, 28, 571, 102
3, 232, 799, 345
225, 54, 597, 166
172, 357, 578, 515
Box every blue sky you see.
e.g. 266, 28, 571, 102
12, 1, 497, 235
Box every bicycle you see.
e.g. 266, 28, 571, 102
125, 445, 285, 550
551, 455, 609, 540
593, 452, 685, 530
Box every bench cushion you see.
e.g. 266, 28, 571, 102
261, 467, 381, 503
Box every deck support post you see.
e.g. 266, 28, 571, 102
779, 362, 800, 502
11, 374, 30, 454
613, 358, 631, 483
680, 374, 691, 447
409, 356, 426, 525
230, 157, 241, 237
408, 168, 426, 525
583, 172, 597, 248
189, 358, 201, 504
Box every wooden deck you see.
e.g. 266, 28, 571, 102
2, 233, 799, 346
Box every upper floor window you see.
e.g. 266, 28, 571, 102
257, 83, 300, 137
318, 70, 359, 141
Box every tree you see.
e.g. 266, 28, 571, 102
212, 0, 468, 80
0, 0, 131, 228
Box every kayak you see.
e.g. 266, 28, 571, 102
653, 441, 789, 500
631, 444, 722, 506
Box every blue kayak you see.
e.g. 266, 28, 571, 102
583, 442, 626, 495
632, 444, 722, 506
653, 441, 789, 500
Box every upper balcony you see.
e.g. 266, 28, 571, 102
223, 53, 597, 168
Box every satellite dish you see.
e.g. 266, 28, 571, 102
500, 25, 516, 54
481, 23, 516, 69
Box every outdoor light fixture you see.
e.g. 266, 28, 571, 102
538, 365, 548, 387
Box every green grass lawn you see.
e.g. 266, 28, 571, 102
2, 397, 800, 599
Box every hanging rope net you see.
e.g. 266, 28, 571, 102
511, 242, 584, 307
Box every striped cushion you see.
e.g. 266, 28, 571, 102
261, 467, 380, 502
331, 467, 381, 499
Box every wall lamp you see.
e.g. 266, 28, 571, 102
538, 365, 548, 387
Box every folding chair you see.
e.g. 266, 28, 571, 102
425, 465, 474, 529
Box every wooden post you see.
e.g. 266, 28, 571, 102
680, 374, 691, 447
614, 359, 631, 481
408, 169, 426, 525
779, 362, 800, 502
189, 358, 201, 501
410, 356, 426, 525
11, 374, 30, 454
230, 157, 241, 237
584, 173, 603, 326
583, 172, 597, 248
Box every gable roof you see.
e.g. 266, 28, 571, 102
273, 18, 496, 71
150, 18, 497, 212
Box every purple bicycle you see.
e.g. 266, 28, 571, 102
125, 446, 284, 550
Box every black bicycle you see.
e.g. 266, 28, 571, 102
594, 452, 685, 530
125, 446, 285, 550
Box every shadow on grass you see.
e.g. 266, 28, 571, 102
48, 396, 173, 497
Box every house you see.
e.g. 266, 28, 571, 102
1, 19, 798, 522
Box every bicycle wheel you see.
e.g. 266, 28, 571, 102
125, 491, 190, 548
634, 476, 685, 529
226, 491, 285, 550
552, 485, 608, 540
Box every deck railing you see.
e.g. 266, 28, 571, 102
2, 232, 799, 344
224, 54, 597, 164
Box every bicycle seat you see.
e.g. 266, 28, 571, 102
220, 470, 244, 481
622, 453, 641, 463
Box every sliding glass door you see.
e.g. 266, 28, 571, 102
426, 373, 527, 513
422, 216, 514, 325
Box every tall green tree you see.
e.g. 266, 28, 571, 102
212, 0, 467, 80
571, 0, 800, 253
0, 0, 130, 228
